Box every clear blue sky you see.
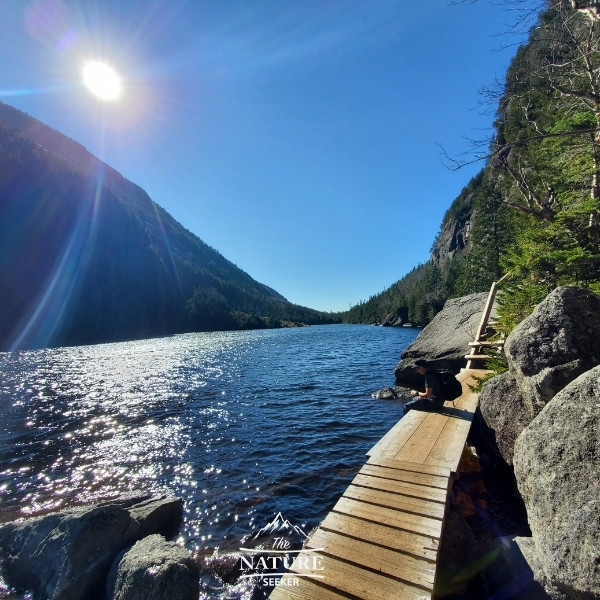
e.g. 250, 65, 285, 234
1, 1, 524, 312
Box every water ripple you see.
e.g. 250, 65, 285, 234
0, 325, 418, 598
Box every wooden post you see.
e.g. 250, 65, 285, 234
466, 279, 501, 370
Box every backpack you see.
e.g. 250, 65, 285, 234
436, 370, 462, 401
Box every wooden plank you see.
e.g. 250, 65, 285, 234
319, 511, 439, 562
367, 410, 426, 457
367, 418, 410, 455
332, 497, 444, 539
391, 412, 448, 464
269, 576, 348, 600
343, 484, 445, 520
464, 393, 479, 413
473, 281, 498, 345
366, 457, 451, 478
352, 471, 448, 503
287, 553, 431, 600
358, 462, 449, 489
451, 392, 478, 413
306, 528, 436, 590
424, 419, 472, 471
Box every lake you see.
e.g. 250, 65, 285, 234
0, 324, 419, 598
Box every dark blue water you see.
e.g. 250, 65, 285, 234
0, 324, 418, 598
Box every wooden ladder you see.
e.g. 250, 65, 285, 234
464, 277, 508, 370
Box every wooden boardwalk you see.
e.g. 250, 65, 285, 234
269, 370, 480, 600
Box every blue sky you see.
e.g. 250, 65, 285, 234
1, 1, 524, 312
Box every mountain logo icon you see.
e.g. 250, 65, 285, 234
252, 512, 309, 541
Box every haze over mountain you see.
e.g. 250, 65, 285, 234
0, 102, 338, 351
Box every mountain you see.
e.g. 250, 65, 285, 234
345, 1, 600, 330
0, 102, 338, 351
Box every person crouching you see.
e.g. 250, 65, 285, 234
403, 359, 444, 416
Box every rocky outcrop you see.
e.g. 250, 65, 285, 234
513, 366, 600, 599
478, 286, 600, 465
0, 495, 190, 600
371, 386, 414, 401
382, 306, 409, 327
394, 292, 491, 386
476, 372, 531, 466
430, 213, 471, 267
106, 534, 199, 600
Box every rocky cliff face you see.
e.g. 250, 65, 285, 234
430, 212, 472, 267
429, 175, 479, 268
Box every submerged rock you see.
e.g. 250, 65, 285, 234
0, 494, 183, 600
513, 366, 600, 599
372, 386, 413, 401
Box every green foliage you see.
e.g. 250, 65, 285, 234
347, 3, 600, 342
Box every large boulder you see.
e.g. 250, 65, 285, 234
0, 494, 183, 600
504, 286, 600, 414
106, 534, 199, 600
513, 366, 600, 599
395, 292, 490, 386
476, 371, 532, 466
477, 286, 600, 468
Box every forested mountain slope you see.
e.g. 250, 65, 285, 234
0, 103, 337, 350
345, 0, 600, 330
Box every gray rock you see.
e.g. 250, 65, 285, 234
513, 366, 600, 599
106, 534, 199, 600
430, 210, 471, 267
372, 386, 413, 401
0, 495, 183, 600
382, 306, 408, 327
477, 372, 533, 466
477, 286, 600, 469
515, 537, 570, 600
395, 292, 491, 386
504, 286, 600, 414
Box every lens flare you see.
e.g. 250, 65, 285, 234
83, 61, 121, 101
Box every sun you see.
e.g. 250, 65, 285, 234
82, 61, 122, 101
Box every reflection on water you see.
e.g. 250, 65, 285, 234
0, 325, 418, 598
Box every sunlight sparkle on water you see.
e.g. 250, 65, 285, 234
0, 327, 419, 599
